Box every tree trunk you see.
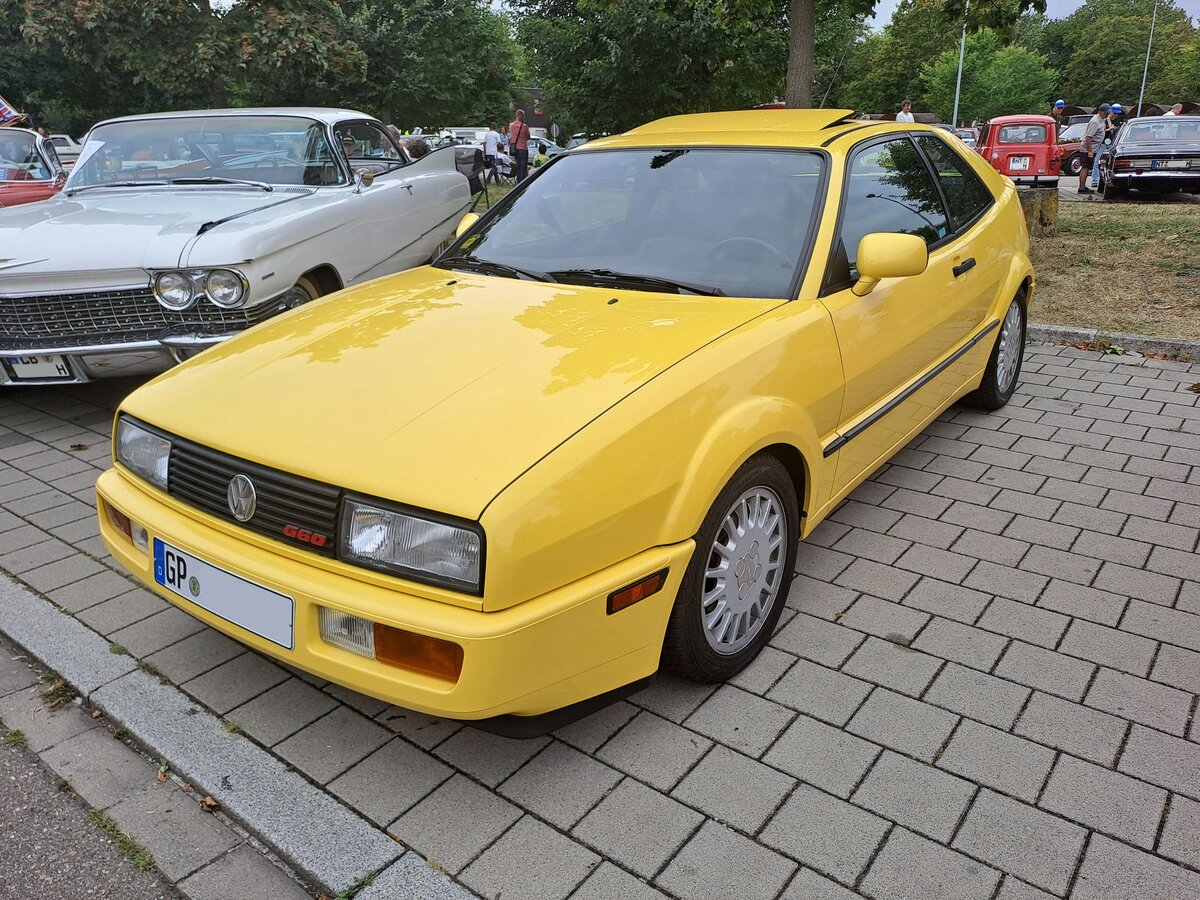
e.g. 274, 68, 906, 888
211, 73, 227, 109
786, 0, 815, 107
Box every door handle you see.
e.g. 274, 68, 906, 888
953, 258, 976, 277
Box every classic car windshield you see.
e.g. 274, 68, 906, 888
443, 149, 825, 299
66, 115, 346, 188
0, 132, 52, 181
1120, 119, 1200, 144
1059, 123, 1086, 142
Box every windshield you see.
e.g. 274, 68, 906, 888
66, 115, 345, 189
0, 132, 52, 181
1120, 118, 1200, 144
440, 149, 825, 299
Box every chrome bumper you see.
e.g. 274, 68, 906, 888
0, 334, 231, 386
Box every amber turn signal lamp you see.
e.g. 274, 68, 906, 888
374, 623, 464, 682
607, 569, 668, 615
104, 500, 133, 542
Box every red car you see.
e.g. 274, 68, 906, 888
0, 128, 66, 208
977, 114, 1060, 185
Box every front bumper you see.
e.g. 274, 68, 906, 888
0, 335, 229, 386
96, 468, 694, 725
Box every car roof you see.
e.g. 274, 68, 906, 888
578, 109, 922, 150
987, 115, 1056, 126
92, 108, 375, 128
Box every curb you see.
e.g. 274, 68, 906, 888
0, 571, 462, 897
1028, 324, 1200, 360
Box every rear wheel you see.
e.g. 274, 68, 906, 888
1101, 177, 1124, 202
663, 454, 799, 682
962, 292, 1025, 410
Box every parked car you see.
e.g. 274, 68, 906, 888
953, 127, 979, 148
0, 107, 470, 386
1057, 121, 1087, 176
977, 115, 1060, 185
0, 127, 66, 208
1098, 115, 1200, 200
48, 133, 83, 166
97, 109, 1032, 734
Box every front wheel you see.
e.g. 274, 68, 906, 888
962, 292, 1026, 410
663, 454, 799, 682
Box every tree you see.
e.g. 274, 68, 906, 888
341, 0, 518, 129
22, 0, 364, 111
920, 28, 1056, 122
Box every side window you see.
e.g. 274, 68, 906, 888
839, 138, 949, 275
915, 136, 994, 230
336, 122, 404, 163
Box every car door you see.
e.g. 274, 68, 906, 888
820, 135, 984, 495
336, 120, 424, 283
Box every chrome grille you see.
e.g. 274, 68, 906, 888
0, 288, 282, 350
168, 435, 341, 558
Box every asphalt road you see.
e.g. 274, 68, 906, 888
0, 737, 178, 900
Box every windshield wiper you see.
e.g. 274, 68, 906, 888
65, 181, 168, 196
547, 268, 725, 296
439, 255, 556, 283
168, 177, 273, 192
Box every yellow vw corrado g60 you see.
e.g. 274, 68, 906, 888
98, 110, 1033, 735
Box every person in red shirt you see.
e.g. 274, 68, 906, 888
508, 109, 531, 182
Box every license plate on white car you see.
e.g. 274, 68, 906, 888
3, 355, 73, 381
153, 539, 295, 649
1151, 159, 1190, 169
1009, 157, 1031, 172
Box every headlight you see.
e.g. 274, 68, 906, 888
205, 269, 247, 308
115, 417, 171, 490
153, 272, 194, 310
339, 498, 483, 593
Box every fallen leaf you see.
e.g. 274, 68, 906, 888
1189, 384, 1200, 394
156, 770, 167, 783
69, 443, 89, 451
91, 709, 102, 719
1163, 234, 1179, 241
200, 795, 220, 812
1151, 304, 1173, 310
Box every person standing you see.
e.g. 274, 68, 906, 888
484, 123, 502, 184
508, 109, 531, 182
1165, 103, 1183, 116
895, 100, 915, 124
1080, 102, 1110, 193
1050, 100, 1066, 129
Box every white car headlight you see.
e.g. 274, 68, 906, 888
115, 417, 171, 490
339, 498, 483, 593
153, 272, 195, 310
205, 269, 247, 308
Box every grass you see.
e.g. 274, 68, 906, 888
2, 729, 28, 748
87, 810, 156, 872
1029, 200, 1200, 341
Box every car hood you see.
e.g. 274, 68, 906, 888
122, 267, 781, 519
0, 188, 311, 276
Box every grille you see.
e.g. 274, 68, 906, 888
0, 288, 282, 350
168, 436, 341, 558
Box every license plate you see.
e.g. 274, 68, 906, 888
3, 354, 73, 381
153, 539, 294, 649
1009, 157, 1031, 172
1151, 159, 1190, 169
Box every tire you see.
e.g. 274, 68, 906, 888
1101, 178, 1124, 202
1067, 154, 1083, 176
283, 274, 323, 307
962, 292, 1026, 410
663, 454, 799, 682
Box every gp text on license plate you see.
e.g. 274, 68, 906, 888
153, 539, 294, 649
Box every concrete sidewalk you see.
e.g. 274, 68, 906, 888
1, 339, 1198, 899
0, 637, 313, 900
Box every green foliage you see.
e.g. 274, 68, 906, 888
342, 0, 518, 129
921, 28, 1056, 122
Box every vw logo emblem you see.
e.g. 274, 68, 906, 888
227, 474, 257, 522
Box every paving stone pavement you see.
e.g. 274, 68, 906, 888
0, 341, 1198, 899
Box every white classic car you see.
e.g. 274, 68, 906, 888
0, 107, 471, 385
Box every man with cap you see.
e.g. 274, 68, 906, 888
1080, 102, 1110, 194
1051, 100, 1066, 130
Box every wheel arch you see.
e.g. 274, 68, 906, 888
299, 264, 343, 296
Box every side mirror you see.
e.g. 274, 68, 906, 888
852, 232, 928, 296
353, 169, 374, 193
455, 212, 480, 238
